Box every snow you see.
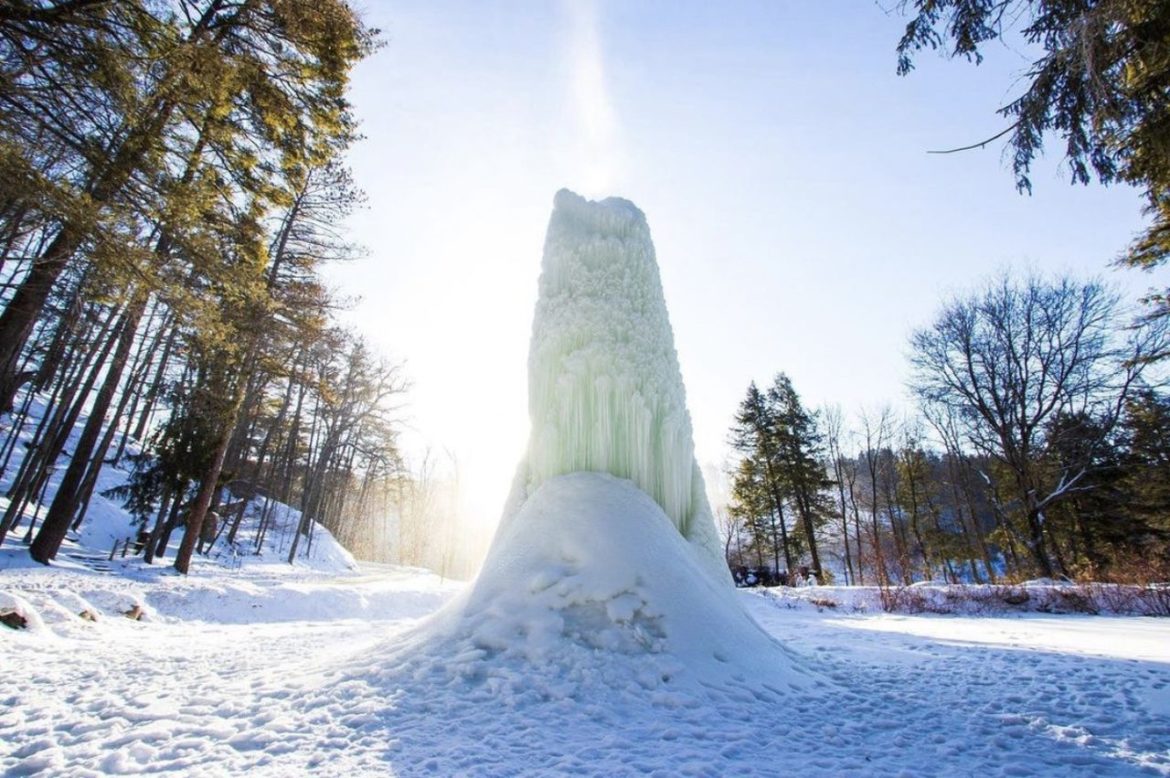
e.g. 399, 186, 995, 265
3, 558, 1169, 776
0, 560, 459, 776
0, 394, 141, 554
503, 189, 727, 583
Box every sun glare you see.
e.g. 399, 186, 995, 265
566, 0, 621, 196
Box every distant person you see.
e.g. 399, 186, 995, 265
197, 510, 219, 554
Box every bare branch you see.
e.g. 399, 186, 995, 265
927, 121, 1020, 155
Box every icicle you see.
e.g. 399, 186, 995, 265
501, 189, 728, 583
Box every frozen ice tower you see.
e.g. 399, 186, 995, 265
374, 189, 809, 705
499, 189, 729, 584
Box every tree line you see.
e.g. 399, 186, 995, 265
725, 272, 1169, 585
0, 0, 407, 574
722, 0, 1170, 587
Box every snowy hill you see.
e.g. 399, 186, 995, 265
0, 391, 359, 579
383, 472, 816, 700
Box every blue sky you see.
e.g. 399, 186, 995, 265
335, 1, 1163, 530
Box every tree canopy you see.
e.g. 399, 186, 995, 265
896, 0, 1170, 323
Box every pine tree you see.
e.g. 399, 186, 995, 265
729, 454, 788, 576
0, 0, 379, 412
729, 376, 834, 581
1114, 391, 1170, 571
729, 382, 795, 577
765, 374, 832, 581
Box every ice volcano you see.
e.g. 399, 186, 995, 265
386, 190, 811, 696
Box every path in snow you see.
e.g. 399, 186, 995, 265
2, 566, 1168, 776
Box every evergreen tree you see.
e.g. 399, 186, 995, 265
1038, 411, 1128, 576
728, 375, 832, 581
729, 454, 788, 575
0, 0, 395, 571
765, 374, 832, 581
1115, 390, 1170, 569
0, 0, 378, 412
729, 382, 794, 576
895, 0, 1170, 326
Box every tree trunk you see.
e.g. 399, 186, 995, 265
71, 339, 147, 530
151, 495, 184, 561
30, 294, 144, 562
831, 456, 855, 585
0, 306, 119, 544
1024, 506, 1056, 578
794, 488, 823, 580
0, 229, 75, 412
141, 489, 172, 564
174, 409, 237, 575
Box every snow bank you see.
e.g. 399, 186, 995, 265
755, 580, 1170, 616
0, 556, 456, 649
501, 189, 727, 583
143, 568, 451, 625
1, 388, 357, 580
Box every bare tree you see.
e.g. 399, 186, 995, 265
921, 402, 999, 582
823, 404, 856, 584
860, 406, 895, 585
909, 271, 1167, 578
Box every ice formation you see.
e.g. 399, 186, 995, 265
498, 189, 729, 584
373, 189, 808, 700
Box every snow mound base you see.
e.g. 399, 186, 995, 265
378, 473, 816, 699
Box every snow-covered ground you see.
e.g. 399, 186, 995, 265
3, 552, 1168, 776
